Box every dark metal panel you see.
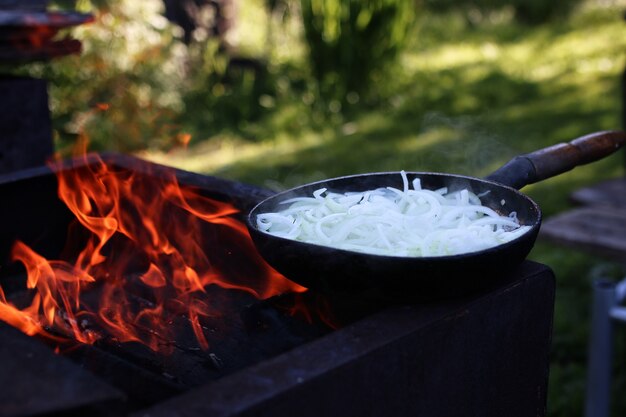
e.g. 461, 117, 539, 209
0, 323, 125, 417
0, 1, 47, 10
0, 77, 53, 174
133, 261, 555, 417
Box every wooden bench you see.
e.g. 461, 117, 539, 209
540, 177, 626, 262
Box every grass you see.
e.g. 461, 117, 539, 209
145, 7, 625, 212
137, 2, 625, 416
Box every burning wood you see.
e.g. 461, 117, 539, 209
0, 151, 306, 353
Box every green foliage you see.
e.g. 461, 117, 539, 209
178, 40, 276, 141
511, 0, 582, 24
23, 0, 189, 152
300, 0, 415, 108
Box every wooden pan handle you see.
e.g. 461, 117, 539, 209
484, 130, 626, 190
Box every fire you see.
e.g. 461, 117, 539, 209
0, 150, 305, 353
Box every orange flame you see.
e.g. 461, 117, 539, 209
177, 133, 192, 149
0, 150, 305, 353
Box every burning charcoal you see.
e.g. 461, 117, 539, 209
241, 296, 332, 355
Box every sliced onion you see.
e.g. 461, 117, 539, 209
256, 171, 532, 257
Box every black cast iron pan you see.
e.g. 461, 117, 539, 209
247, 131, 626, 299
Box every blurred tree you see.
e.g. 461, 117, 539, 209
163, 0, 212, 44
510, 0, 582, 24
162, 0, 237, 47
300, 0, 415, 109
42, 0, 189, 152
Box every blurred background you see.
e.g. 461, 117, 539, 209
5, 0, 626, 415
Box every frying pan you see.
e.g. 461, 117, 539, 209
247, 131, 626, 299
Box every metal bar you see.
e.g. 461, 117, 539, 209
614, 277, 626, 302
585, 278, 617, 417
622, 10, 626, 170
610, 277, 626, 322
0, 77, 53, 174
610, 306, 626, 323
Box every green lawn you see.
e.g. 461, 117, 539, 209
145, 5, 625, 215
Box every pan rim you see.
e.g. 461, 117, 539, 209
247, 171, 542, 262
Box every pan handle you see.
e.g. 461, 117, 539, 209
484, 130, 626, 190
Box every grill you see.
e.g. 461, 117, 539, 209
0, 0, 92, 174
0, 3, 555, 414
0, 154, 555, 417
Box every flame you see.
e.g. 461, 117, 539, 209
177, 133, 192, 148
0, 150, 305, 353
284, 293, 339, 330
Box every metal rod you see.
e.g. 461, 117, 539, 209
609, 278, 626, 323
610, 306, 626, 322
585, 278, 617, 417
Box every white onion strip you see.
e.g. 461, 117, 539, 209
256, 171, 532, 257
